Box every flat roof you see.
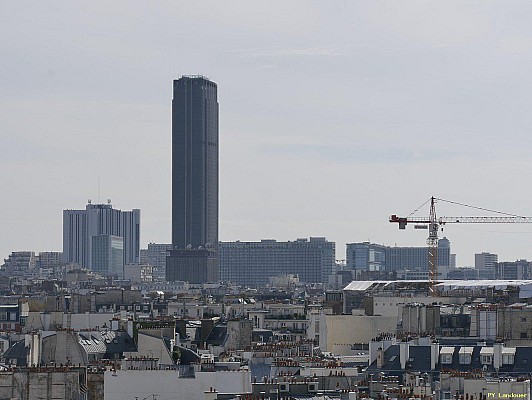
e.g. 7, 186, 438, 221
436, 280, 532, 298
343, 280, 532, 298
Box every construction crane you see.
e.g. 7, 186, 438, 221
390, 196, 532, 295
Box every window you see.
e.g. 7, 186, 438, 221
503, 354, 515, 365
521, 332, 528, 339
441, 354, 452, 364
481, 355, 492, 365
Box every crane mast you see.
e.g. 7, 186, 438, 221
427, 197, 438, 295
389, 196, 532, 296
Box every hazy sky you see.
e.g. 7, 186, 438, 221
2, 1, 532, 266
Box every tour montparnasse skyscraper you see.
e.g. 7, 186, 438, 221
166, 75, 219, 283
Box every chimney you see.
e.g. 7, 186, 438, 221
111, 318, 119, 331
430, 341, 439, 370
399, 341, 410, 370
341, 391, 358, 400
493, 342, 503, 370
418, 336, 430, 346
376, 347, 384, 369
25, 332, 41, 367
40, 312, 52, 331
369, 339, 379, 365
127, 318, 134, 338
204, 387, 218, 400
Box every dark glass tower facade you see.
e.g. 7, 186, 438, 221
172, 76, 218, 250
167, 76, 219, 283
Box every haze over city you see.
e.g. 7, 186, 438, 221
3, 1, 532, 265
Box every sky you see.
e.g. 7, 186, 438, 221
2, 1, 532, 266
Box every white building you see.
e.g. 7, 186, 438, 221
104, 369, 252, 400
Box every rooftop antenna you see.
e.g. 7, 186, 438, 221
98, 177, 101, 204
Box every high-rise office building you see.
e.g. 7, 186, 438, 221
475, 252, 498, 279
37, 252, 63, 269
346, 238, 451, 272
63, 202, 140, 274
496, 259, 531, 280
219, 237, 336, 286
91, 235, 124, 276
167, 76, 219, 283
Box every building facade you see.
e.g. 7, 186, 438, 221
219, 237, 336, 286
171, 76, 218, 251
140, 243, 172, 282
37, 252, 63, 269
496, 260, 532, 280
475, 252, 498, 279
63, 202, 140, 270
91, 235, 124, 276
167, 76, 219, 283
1, 251, 37, 276
346, 238, 451, 272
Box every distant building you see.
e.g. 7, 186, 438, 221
140, 243, 172, 282
446, 266, 478, 280
475, 252, 498, 279
450, 253, 457, 267
63, 202, 140, 271
91, 235, 124, 276
346, 238, 451, 272
166, 249, 218, 284
219, 237, 336, 286
1, 251, 36, 276
36, 252, 63, 269
124, 264, 153, 284
496, 260, 532, 280
167, 76, 219, 283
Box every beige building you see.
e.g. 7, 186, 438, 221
0, 367, 87, 400
497, 305, 532, 343
318, 312, 397, 355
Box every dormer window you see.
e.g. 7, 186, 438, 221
459, 347, 473, 365
502, 347, 516, 365
480, 347, 494, 365
440, 347, 454, 365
